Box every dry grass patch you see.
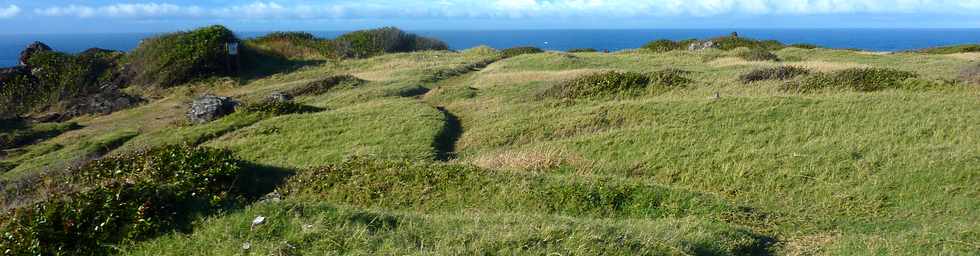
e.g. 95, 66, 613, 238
472, 69, 604, 89
469, 147, 591, 172
781, 233, 839, 256
945, 52, 980, 61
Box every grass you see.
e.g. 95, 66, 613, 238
2, 36, 978, 255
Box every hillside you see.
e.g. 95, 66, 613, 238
1, 29, 978, 255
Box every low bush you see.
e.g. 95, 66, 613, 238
240, 100, 322, 115
541, 71, 651, 99
462, 45, 498, 55
501, 47, 544, 58
642, 39, 686, 53
916, 44, 980, 54
736, 48, 780, 61
788, 43, 819, 49
649, 69, 693, 88
332, 27, 448, 58
782, 68, 918, 93
0, 145, 244, 255
958, 63, 980, 84
1, 49, 124, 117
739, 66, 811, 83
712, 36, 784, 51
247, 31, 337, 60
286, 75, 364, 96
567, 48, 598, 53
125, 25, 238, 88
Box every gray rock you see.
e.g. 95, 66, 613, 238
688, 41, 716, 51
267, 92, 293, 102
187, 95, 238, 124
19, 42, 52, 67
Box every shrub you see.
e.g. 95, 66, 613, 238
916, 44, 980, 54
542, 71, 651, 99
736, 48, 780, 61
240, 100, 322, 115
286, 75, 364, 96
649, 69, 693, 88
332, 27, 448, 58
957, 64, 980, 85
247, 31, 337, 60
501, 47, 544, 58
462, 45, 498, 55
0, 49, 124, 117
788, 43, 819, 49
712, 36, 785, 51
568, 48, 598, 53
0, 145, 244, 255
739, 66, 811, 83
643, 39, 684, 53
126, 25, 238, 88
782, 68, 918, 93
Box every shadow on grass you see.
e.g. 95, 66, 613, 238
432, 107, 462, 161
238, 46, 328, 83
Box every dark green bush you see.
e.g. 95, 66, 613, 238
567, 48, 598, 53
126, 25, 238, 88
788, 43, 819, 49
958, 64, 980, 84
712, 36, 785, 51
240, 100, 322, 115
782, 68, 918, 93
737, 48, 780, 61
0, 49, 123, 117
642, 39, 685, 53
542, 71, 651, 99
0, 145, 244, 255
501, 47, 544, 58
916, 44, 980, 54
286, 75, 364, 96
248, 32, 338, 60
332, 27, 448, 59
649, 69, 693, 88
739, 66, 811, 83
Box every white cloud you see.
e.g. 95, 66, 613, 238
35, 3, 202, 18
26, 1, 980, 20
0, 4, 20, 18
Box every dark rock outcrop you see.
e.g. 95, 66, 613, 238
267, 92, 293, 102
187, 95, 238, 124
19, 42, 52, 67
688, 41, 716, 51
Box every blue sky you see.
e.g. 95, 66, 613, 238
1, 0, 980, 34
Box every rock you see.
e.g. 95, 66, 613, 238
267, 92, 293, 102
36, 92, 145, 122
688, 40, 716, 51
187, 95, 238, 124
19, 42, 52, 67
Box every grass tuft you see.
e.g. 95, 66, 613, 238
736, 48, 781, 61
782, 68, 918, 93
541, 71, 651, 99
740, 66, 811, 83
501, 47, 544, 58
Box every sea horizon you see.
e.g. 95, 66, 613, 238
3, 28, 980, 67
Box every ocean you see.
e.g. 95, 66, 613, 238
2, 29, 980, 67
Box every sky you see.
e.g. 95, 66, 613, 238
1, 0, 980, 34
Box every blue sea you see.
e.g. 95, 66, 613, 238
2, 29, 980, 67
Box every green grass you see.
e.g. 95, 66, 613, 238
915, 44, 980, 54
2, 41, 978, 255
1, 130, 138, 180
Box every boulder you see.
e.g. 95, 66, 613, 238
187, 95, 238, 124
688, 41, 716, 51
267, 92, 293, 102
19, 42, 52, 67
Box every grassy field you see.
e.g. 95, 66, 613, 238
2, 45, 978, 255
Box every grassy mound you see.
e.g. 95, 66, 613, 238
711, 36, 784, 51
0, 121, 80, 150
736, 48, 780, 61
501, 47, 544, 58
959, 63, 980, 84
541, 71, 651, 99
916, 44, 980, 54
333, 27, 448, 59
286, 75, 364, 97
1, 50, 124, 117
782, 68, 918, 93
788, 43, 819, 49
126, 25, 238, 88
740, 66, 811, 83
642, 39, 694, 53
0, 145, 246, 255
648, 69, 693, 89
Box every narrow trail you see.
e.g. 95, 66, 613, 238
420, 56, 505, 162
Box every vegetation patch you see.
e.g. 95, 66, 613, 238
240, 100, 323, 116
286, 75, 364, 97
782, 68, 918, 93
740, 66, 811, 83
332, 27, 448, 59
958, 63, 980, 84
788, 43, 819, 49
501, 47, 544, 58
736, 48, 781, 61
125, 25, 238, 88
246, 32, 337, 60
642, 39, 694, 53
915, 44, 980, 54
648, 69, 693, 88
541, 71, 651, 99
567, 48, 598, 53
1, 49, 125, 118
0, 121, 81, 150
0, 145, 247, 255
711, 36, 785, 51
